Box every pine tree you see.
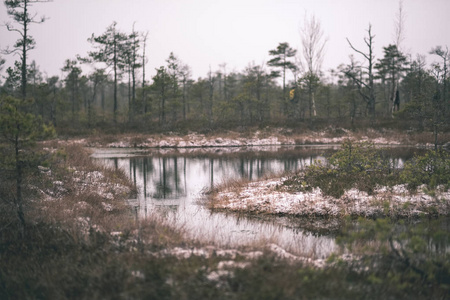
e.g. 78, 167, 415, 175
88, 22, 128, 123
0, 96, 55, 238
3, 0, 50, 99
375, 44, 408, 116
268, 42, 297, 115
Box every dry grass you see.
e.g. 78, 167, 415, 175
27, 143, 192, 250
205, 178, 250, 210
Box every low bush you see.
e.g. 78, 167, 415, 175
401, 149, 450, 190
283, 141, 449, 198
335, 217, 450, 299
290, 140, 399, 197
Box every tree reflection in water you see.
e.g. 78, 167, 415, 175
93, 146, 418, 257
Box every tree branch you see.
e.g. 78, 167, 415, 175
346, 38, 370, 61
4, 23, 24, 37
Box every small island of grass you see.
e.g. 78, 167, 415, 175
209, 141, 450, 219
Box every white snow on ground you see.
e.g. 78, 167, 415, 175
159, 245, 263, 260
70, 169, 131, 201
101, 129, 408, 149
54, 127, 439, 150
98, 132, 416, 152
106, 132, 297, 148
212, 179, 450, 218
157, 243, 333, 275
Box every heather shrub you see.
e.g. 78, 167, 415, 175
300, 140, 398, 197
401, 149, 450, 191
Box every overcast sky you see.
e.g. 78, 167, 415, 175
1, 0, 449, 82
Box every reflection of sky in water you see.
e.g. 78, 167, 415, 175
94, 147, 410, 258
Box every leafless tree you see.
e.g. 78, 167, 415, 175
394, 0, 406, 51
345, 24, 376, 121
389, 0, 407, 116
141, 31, 149, 114
299, 14, 327, 117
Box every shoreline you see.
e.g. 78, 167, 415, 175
52, 132, 450, 221
209, 178, 450, 219
58, 127, 448, 149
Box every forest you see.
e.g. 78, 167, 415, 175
0, 1, 448, 138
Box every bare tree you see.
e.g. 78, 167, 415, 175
299, 14, 327, 117
141, 31, 149, 114
393, 0, 406, 51
386, 0, 408, 117
345, 24, 376, 121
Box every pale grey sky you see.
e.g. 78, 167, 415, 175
1, 0, 449, 82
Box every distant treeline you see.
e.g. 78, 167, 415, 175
1, 7, 448, 134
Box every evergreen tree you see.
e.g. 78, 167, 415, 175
0, 96, 54, 237
268, 42, 297, 115
399, 56, 432, 126
61, 59, 82, 121
152, 66, 170, 124
88, 22, 128, 123
375, 44, 408, 116
166, 53, 182, 122
3, 0, 50, 99
121, 27, 142, 122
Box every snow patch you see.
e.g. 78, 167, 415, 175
212, 178, 450, 218
102, 202, 113, 211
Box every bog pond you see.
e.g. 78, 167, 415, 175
92, 145, 448, 258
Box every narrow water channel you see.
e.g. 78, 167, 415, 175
92, 146, 417, 258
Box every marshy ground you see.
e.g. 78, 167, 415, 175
1, 129, 449, 299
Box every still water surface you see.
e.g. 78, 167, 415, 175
92, 146, 418, 258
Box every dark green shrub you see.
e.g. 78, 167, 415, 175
336, 217, 450, 299
401, 149, 450, 191
300, 140, 398, 197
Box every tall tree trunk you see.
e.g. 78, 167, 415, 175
182, 78, 187, 121
21, 1, 28, 100
128, 68, 132, 123
113, 39, 118, 124
142, 32, 148, 116
15, 133, 25, 238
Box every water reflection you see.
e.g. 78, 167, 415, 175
93, 146, 423, 258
